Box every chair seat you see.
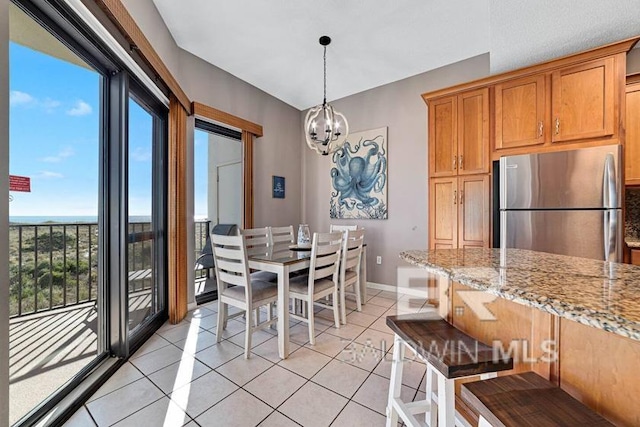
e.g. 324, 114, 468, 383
289, 275, 335, 295
222, 280, 278, 303
250, 270, 278, 282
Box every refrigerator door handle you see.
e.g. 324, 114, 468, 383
602, 153, 617, 209
604, 210, 618, 262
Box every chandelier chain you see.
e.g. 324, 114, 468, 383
323, 45, 327, 105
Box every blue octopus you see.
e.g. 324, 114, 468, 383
331, 137, 387, 211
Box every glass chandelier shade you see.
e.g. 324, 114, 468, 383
304, 36, 349, 156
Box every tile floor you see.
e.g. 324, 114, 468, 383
63, 289, 435, 427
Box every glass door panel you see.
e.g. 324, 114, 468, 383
8, 3, 103, 423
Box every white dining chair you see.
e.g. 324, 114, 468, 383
211, 232, 278, 359
339, 229, 365, 324
269, 225, 295, 252
244, 227, 277, 282
288, 231, 343, 345
329, 224, 359, 232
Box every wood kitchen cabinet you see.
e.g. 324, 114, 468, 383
429, 89, 489, 177
551, 57, 615, 142
429, 174, 490, 249
495, 75, 546, 149
625, 82, 640, 185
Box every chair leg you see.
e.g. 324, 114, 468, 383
222, 303, 228, 329
332, 290, 341, 329
308, 300, 315, 345
244, 308, 253, 359
340, 282, 347, 325
216, 301, 225, 343
255, 308, 261, 327
426, 364, 437, 427
354, 276, 362, 313
386, 335, 404, 427
437, 373, 455, 427
267, 302, 273, 326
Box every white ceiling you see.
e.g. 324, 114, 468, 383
153, 0, 640, 110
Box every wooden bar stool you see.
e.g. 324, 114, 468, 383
461, 371, 614, 427
385, 314, 513, 427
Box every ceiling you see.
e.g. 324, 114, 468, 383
153, 0, 640, 111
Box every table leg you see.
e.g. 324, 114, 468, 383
278, 265, 291, 359
360, 247, 367, 305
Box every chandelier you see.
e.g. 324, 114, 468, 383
304, 36, 349, 156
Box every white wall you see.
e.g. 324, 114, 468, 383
0, 0, 9, 424
302, 54, 491, 287
206, 133, 243, 225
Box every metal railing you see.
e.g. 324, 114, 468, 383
9, 219, 211, 318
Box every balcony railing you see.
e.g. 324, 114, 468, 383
9, 219, 211, 318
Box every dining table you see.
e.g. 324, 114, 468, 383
247, 244, 367, 359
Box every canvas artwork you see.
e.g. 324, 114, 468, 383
330, 127, 388, 219
272, 176, 285, 199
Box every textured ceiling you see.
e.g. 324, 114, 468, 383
153, 0, 640, 110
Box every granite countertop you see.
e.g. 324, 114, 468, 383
625, 237, 640, 249
400, 248, 640, 341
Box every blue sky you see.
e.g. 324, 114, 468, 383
9, 42, 154, 217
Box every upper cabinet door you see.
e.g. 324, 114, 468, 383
495, 75, 546, 149
626, 83, 640, 185
458, 88, 489, 175
551, 57, 615, 142
429, 96, 458, 177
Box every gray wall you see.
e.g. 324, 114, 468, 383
302, 54, 491, 286
0, 0, 9, 424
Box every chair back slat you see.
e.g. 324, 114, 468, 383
211, 232, 251, 300
329, 224, 359, 232
308, 232, 343, 291
269, 225, 295, 251
341, 229, 364, 277
244, 227, 271, 256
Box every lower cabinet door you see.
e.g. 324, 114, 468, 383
429, 177, 458, 249
458, 175, 490, 248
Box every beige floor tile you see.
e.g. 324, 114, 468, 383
258, 410, 300, 427
288, 323, 312, 345
279, 382, 348, 427
228, 329, 275, 349
355, 328, 395, 353
157, 319, 187, 333
195, 340, 244, 369
193, 313, 218, 331
278, 347, 332, 379
244, 365, 307, 408
86, 378, 163, 426
367, 296, 396, 308
359, 303, 388, 317
373, 357, 426, 390
62, 406, 96, 427
304, 332, 352, 357
157, 323, 204, 343
87, 362, 143, 403
323, 323, 366, 341
172, 328, 218, 355
195, 389, 273, 427
339, 342, 385, 372
368, 316, 395, 334
352, 373, 416, 416
147, 356, 212, 394
215, 353, 273, 386
217, 318, 247, 339
130, 334, 172, 359
169, 370, 238, 418
377, 290, 400, 300
311, 359, 369, 398
346, 312, 379, 328
331, 401, 386, 427
130, 345, 185, 376
112, 396, 190, 427
251, 336, 301, 363
184, 306, 216, 322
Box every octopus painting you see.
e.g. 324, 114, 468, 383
330, 127, 388, 219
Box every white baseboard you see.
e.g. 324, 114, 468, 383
367, 282, 428, 298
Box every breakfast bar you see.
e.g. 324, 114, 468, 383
400, 248, 640, 426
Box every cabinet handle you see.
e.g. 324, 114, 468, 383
453, 156, 457, 170
453, 190, 457, 205
538, 121, 544, 138
555, 118, 560, 135
459, 190, 464, 204
459, 155, 464, 169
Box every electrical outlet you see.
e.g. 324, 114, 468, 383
376, 256, 382, 265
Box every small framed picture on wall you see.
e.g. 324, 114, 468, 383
272, 176, 285, 199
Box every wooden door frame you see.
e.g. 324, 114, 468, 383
191, 102, 263, 229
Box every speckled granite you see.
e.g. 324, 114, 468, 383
399, 248, 640, 341
625, 188, 640, 240
626, 238, 640, 249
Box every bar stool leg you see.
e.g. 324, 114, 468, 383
386, 334, 405, 427
425, 364, 438, 427
478, 416, 493, 427
437, 373, 455, 427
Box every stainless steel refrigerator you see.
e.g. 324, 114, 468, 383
499, 144, 622, 262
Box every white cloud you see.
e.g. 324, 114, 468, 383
10, 90, 35, 106
36, 171, 64, 179
41, 98, 62, 112
39, 146, 75, 163
66, 100, 92, 116
131, 146, 152, 162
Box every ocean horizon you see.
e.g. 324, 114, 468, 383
9, 215, 152, 224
